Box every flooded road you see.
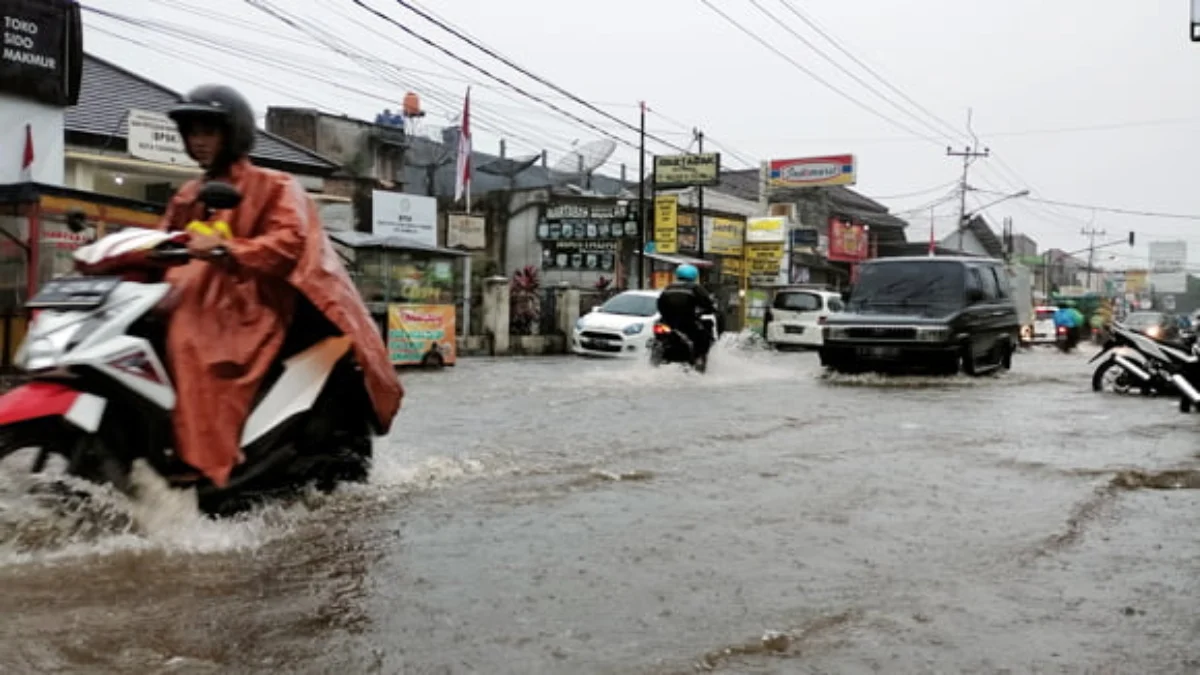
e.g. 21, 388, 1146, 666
2, 343, 1199, 674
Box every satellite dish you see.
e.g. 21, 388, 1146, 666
552, 138, 616, 188
477, 153, 540, 190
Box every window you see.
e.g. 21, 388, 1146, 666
990, 266, 1011, 299
827, 297, 844, 312
774, 291, 821, 312
976, 266, 999, 300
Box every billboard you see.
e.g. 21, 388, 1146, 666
769, 155, 856, 188
827, 217, 869, 262
653, 195, 678, 254
745, 216, 786, 244
653, 153, 721, 188
372, 191, 437, 247
0, 0, 82, 106
387, 303, 456, 366
1148, 240, 1187, 294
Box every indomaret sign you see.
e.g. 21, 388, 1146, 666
0, 0, 82, 106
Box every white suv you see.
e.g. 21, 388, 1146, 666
765, 287, 844, 349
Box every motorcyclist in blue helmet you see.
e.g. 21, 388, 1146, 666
657, 263, 718, 364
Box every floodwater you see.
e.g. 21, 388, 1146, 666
2, 340, 1199, 674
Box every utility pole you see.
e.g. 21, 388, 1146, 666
1082, 217, 1106, 290
946, 109, 989, 251
637, 101, 646, 289
694, 128, 705, 273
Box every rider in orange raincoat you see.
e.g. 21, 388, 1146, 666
160, 84, 402, 487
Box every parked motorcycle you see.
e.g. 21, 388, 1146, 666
1090, 322, 1191, 397
649, 313, 718, 373
0, 182, 375, 516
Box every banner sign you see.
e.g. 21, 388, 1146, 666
654, 195, 678, 254
746, 216, 786, 243
827, 217, 869, 262
708, 217, 744, 256
387, 303, 457, 366
541, 240, 618, 271
0, 0, 82, 106
653, 153, 721, 188
372, 191, 437, 247
769, 154, 856, 188
537, 201, 637, 241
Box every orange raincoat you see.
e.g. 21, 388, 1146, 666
159, 159, 402, 486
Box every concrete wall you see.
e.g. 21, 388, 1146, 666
1, 95, 64, 185
266, 108, 402, 185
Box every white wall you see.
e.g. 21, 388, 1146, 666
0, 94, 65, 185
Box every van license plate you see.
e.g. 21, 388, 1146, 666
860, 347, 900, 358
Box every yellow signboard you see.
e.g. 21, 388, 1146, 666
746, 216, 786, 243
722, 257, 744, 276
654, 195, 678, 254
653, 153, 721, 188
745, 242, 785, 261
709, 217, 745, 256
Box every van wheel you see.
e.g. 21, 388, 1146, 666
961, 345, 979, 376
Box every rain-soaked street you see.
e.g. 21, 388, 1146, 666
1, 343, 1199, 674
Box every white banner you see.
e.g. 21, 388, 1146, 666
371, 190, 437, 247
127, 108, 197, 166
1149, 240, 1188, 294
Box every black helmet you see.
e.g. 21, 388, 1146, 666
168, 84, 256, 173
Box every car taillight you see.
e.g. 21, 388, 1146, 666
818, 316, 827, 325
653, 324, 670, 335
1057, 326, 1067, 334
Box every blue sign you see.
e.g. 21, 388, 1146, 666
789, 228, 819, 247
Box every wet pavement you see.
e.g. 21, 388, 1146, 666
1, 342, 1199, 674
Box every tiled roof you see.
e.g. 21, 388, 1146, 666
65, 54, 338, 175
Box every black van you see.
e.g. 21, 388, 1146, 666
818, 256, 1020, 375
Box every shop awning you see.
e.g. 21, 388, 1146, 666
327, 230, 470, 256
644, 252, 715, 267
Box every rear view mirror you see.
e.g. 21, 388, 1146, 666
196, 181, 242, 211
65, 209, 90, 234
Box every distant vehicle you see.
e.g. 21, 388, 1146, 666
764, 287, 844, 349
1026, 305, 1058, 345
819, 256, 1020, 375
1123, 311, 1181, 344
572, 290, 660, 358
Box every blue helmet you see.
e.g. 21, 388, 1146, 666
675, 263, 699, 282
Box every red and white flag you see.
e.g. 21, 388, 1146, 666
454, 87, 472, 210
20, 123, 34, 182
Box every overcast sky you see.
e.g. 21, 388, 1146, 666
82, 0, 1200, 269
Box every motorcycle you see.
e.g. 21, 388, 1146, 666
1055, 325, 1078, 353
648, 312, 718, 373
0, 182, 375, 517
1090, 322, 1191, 398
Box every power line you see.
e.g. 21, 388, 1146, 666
974, 188, 1200, 221
869, 179, 960, 201
746, 0, 957, 144
695, 0, 945, 146
774, 0, 967, 145
336, 0, 640, 153
386, 0, 689, 154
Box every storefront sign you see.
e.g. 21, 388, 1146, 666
709, 217, 744, 256
789, 228, 819, 248
537, 202, 636, 241
387, 303, 456, 366
541, 240, 618, 272
769, 155, 856, 188
653, 153, 721, 188
0, 0, 81, 105
676, 212, 698, 253
746, 216, 786, 244
447, 213, 485, 249
654, 195, 678, 254
827, 217, 869, 262
1149, 240, 1187, 294
127, 109, 197, 166
372, 191, 437, 247
745, 242, 784, 275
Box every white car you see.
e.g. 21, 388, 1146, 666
765, 288, 844, 349
1027, 305, 1058, 344
572, 290, 661, 358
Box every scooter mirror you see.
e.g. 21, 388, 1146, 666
196, 181, 243, 211
65, 209, 90, 234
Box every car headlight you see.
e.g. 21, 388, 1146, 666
915, 327, 951, 342
623, 322, 644, 336
575, 318, 586, 331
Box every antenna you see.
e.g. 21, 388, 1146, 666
552, 138, 616, 189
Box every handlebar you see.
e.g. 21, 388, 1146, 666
148, 246, 229, 262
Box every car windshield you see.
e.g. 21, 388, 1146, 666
599, 293, 658, 317
849, 261, 964, 312
1125, 312, 1163, 329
